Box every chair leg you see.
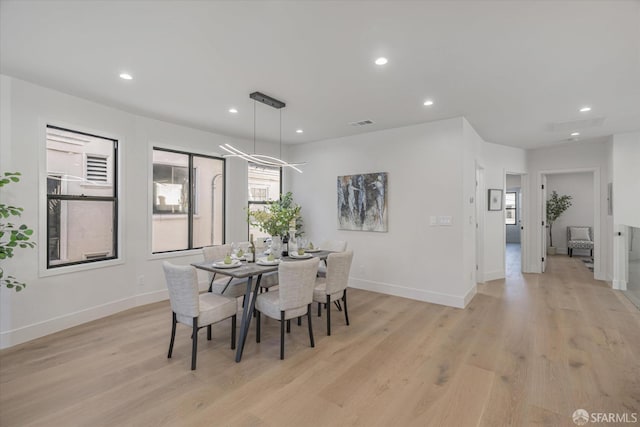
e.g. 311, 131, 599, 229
297, 316, 301, 326
191, 317, 199, 371
326, 295, 331, 336
168, 312, 177, 358
231, 315, 236, 350
307, 304, 315, 348
256, 311, 261, 343
280, 311, 285, 360
569, 248, 572, 257
318, 302, 322, 317
590, 249, 593, 257
343, 289, 350, 326
287, 319, 291, 333
207, 325, 212, 341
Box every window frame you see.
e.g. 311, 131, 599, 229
151, 147, 226, 254
45, 125, 119, 269
505, 191, 517, 225
247, 163, 283, 239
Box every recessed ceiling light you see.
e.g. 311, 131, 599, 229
228, 108, 238, 114
119, 73, 133, 80
296, 129, 303, 134
375, 57, 388, 66
571, 132, 580, 137
579, 106, 591, 113
423, 100, 434, 106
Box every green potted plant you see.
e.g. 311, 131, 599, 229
248, 192, 303, 254
546, 190, 572, 255
1, 172, 36, 291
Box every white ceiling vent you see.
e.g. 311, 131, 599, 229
349, 119, 375, 127
548, 117, 606, 132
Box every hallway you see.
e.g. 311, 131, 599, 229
506, 242, 522, 279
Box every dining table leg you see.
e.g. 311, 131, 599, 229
235, 274, 262, 363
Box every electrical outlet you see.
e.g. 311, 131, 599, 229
438, 216, 453, 226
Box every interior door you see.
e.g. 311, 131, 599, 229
541, 174, 547, 273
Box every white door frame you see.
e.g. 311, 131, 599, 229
476, 164, 485, 283
504, 171, 529, 274
536, 167, 602, 278
541, 174, 547, 273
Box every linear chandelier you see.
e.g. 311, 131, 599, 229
219, 91, 306, 173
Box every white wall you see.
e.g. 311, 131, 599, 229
0, 75, 281, 348
477, 142, 527, 280
288, 117, 476, 308
611, 131, 640, 290
545, 172, 594, 254
612, 132, 640, 229
527, 138, 612, 281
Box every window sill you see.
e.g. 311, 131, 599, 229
149, 248, 204, 261
152, 214, 201, 219
39, 257, 124, 278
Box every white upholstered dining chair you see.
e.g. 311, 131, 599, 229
162, 262, 237, 370
317, 240, 347, 278
314, 250, 353, 336
254, 258, 318, 360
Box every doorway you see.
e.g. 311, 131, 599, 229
539, 169, 599, 278
505, 174, 524, 277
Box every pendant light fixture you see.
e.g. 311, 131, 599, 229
220, 91, 306, 173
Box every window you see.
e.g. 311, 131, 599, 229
46, 125, 118, 268
505, 192, 517, 225
152, 148, 225, 253
248, 163, 281, 239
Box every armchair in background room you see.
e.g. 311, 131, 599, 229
567, 226, 593, 257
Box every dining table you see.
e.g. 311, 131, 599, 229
192, 250, 333, 362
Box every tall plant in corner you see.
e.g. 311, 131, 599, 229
0, 172, 36, 291
546, 190, 572, 250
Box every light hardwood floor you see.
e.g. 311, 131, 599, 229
1, 255, 639, 426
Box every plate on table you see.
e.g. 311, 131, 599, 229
256, 258, 281, 266
289, 252, 313, 259
212, 261, 242, 269
305, 248, 321, 253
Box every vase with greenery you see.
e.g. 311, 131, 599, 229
248, 192, 303, 254
0, 172, 36, 291
546, 190, 572, 254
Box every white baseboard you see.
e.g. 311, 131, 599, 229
463, 284, 477, 308
135, 289, 169, 306
483, 270, 505, 282
612, 279, 627, 290
0, 289, 169, 350
348, 277, 471, 309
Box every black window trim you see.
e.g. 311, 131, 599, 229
46, 125, 119, 269
152, 147, 226, 254
247, 163, 283, 239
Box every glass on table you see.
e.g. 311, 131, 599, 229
270, 239, 282, 259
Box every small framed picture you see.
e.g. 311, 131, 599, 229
488, 189, 503, 211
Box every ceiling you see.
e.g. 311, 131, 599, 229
1, 0, 639, 149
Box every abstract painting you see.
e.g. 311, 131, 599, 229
337, 172, 388, 232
